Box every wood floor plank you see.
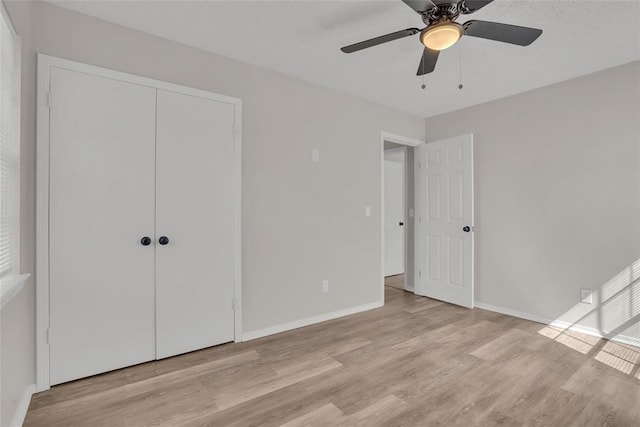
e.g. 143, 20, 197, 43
403, 298, 444, 313
279, 403, 344, 427
336, 394, 408, 426
24, 287, 640, 427
469, 328, 531, 361
216, 358, 342, 411
384, 274, 405, 290
182, 384, 316, 427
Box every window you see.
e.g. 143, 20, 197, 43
0, 2, 23, 301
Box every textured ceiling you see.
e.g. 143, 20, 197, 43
48, 0, 640, 118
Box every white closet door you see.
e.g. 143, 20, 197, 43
155, 89, 235, 359
49, 68, 157, 384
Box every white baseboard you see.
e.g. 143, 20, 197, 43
475, 301, 640, 348
474, 301, 553, 324
242, 301, 384, 341
547, 319, 640, 348
10, 384, 35, 427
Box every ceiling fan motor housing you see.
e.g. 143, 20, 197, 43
422, 1, 461, 25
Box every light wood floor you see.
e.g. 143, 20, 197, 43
385, 274, 405, 291
25, 287, 640, 426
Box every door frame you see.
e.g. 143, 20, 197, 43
380, 132, 424, 304
36, 54, 243, 391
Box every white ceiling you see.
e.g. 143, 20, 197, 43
48, 0, 640, 118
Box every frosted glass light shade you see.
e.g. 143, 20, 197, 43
421, 23, 463, 51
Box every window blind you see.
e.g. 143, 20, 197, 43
0, 4, 20, 278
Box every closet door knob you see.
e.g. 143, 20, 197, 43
159, 236, 170, 245
140, 236, 152, 246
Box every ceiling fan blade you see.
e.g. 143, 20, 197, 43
402, 0, 437, 15
459, 0, 495, 14
417, 47, 439, 75
463, 20, 542, 46
341, 28, 420, 53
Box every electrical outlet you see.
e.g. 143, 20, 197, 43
580, 288, 592, 304
322, 280, 329, 293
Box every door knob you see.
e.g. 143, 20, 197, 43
158, 236, 170, 245
463, 226, 471, 232
140, 236, 152, 246
399, 222, 404, 226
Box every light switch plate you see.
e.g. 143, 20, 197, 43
322, 280, 329, 293
365, 206, 371, 217
312, 149, 320, 163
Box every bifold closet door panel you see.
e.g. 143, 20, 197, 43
49, 68, 157, 385
155, 90, 235, 359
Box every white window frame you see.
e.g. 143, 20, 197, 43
0, 1, 29, 309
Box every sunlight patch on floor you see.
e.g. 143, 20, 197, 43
594, 341, 640, 375
537, 326, 598, 355
594, 350, 635, 374
537, 259, 640, 378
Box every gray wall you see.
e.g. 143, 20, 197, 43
2, 1, 424, 421
14, 0, 426, 326
424, 61, 640, 340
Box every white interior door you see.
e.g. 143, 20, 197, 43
49, 68, 157, 384
155, 90, 236, 359
384, 152, 405, 277
415, 135, 474, 308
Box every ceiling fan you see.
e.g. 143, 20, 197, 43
340, 0, 543, 75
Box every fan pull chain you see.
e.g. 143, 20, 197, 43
458, 46, 464, 90
421, 55, 426, 90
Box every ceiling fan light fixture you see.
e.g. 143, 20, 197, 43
421, 22, 464, 51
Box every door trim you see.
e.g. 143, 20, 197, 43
36, 54, 243, 391
379, 132, 424, 304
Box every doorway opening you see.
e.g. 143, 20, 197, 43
384, 146, 406, 291
380, 132, 423, 303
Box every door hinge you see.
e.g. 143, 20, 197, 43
232, 297, 235, 311
418, 270, 422, 277
47, 92, 52, 109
